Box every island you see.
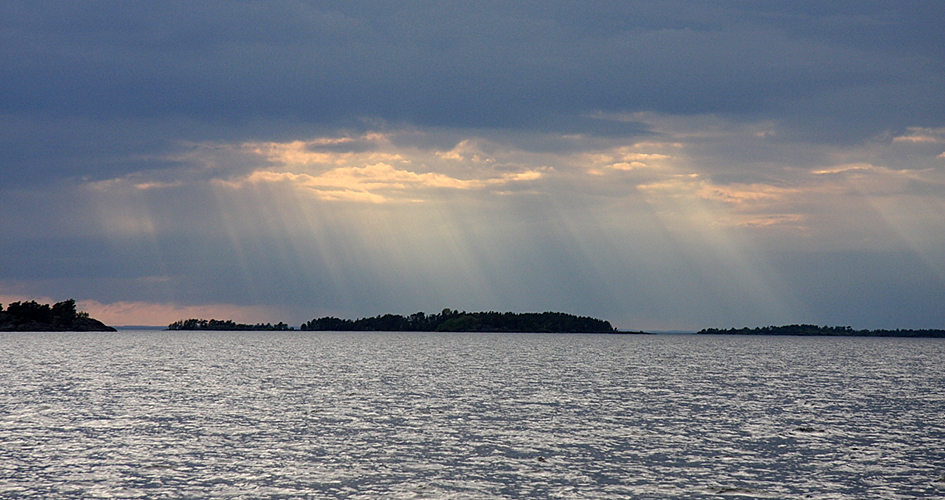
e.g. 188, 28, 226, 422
168, 309, 617, 333
167, 319, 294, 331
299, 309, 617, 333
697, 324, 945, 338
0, 299, 116, 331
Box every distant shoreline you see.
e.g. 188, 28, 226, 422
106, 327, 944, 338
4, 300, 942, 337
170, 310, 618, 334
697, 325, 945, 338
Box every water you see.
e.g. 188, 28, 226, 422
1, 331, 943, 499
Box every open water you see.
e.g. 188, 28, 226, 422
1, 331, 943, 499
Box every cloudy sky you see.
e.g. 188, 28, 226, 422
2, 1, 944, 330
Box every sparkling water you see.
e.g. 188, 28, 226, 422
1, 331, 943, 499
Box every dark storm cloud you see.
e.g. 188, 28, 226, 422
4, 1, 940, 136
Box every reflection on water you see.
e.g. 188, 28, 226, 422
1, 331, 944, 499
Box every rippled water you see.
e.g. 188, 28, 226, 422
1, 331, 944, 499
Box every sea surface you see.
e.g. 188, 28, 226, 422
1, 331, 943, 499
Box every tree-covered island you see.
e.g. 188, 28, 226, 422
300, 309, 617, 333
698, 324, 945, 338
168, 319, 294, 331
169, 309, 617, 333
0, 299, 116, 331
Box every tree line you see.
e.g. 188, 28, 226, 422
299, 309, 616, 333
0, 299, 115, 331
167, 309, 616, 333
697, 324, 945, 337
167, 318, 293, 331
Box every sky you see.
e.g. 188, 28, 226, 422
2, 1, 944, 330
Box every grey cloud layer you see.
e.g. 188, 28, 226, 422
4, 1, 941, 133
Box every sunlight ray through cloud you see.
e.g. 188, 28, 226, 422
19, 113, 940, 329
814, 162, 945, 281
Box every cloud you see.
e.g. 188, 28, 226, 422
2, 1, 944, 330
216, 133, 549, 202
225, 162, 544, 203
699, 183, 798, 206
4, 2, 941, 141
893, 127, 945, 144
